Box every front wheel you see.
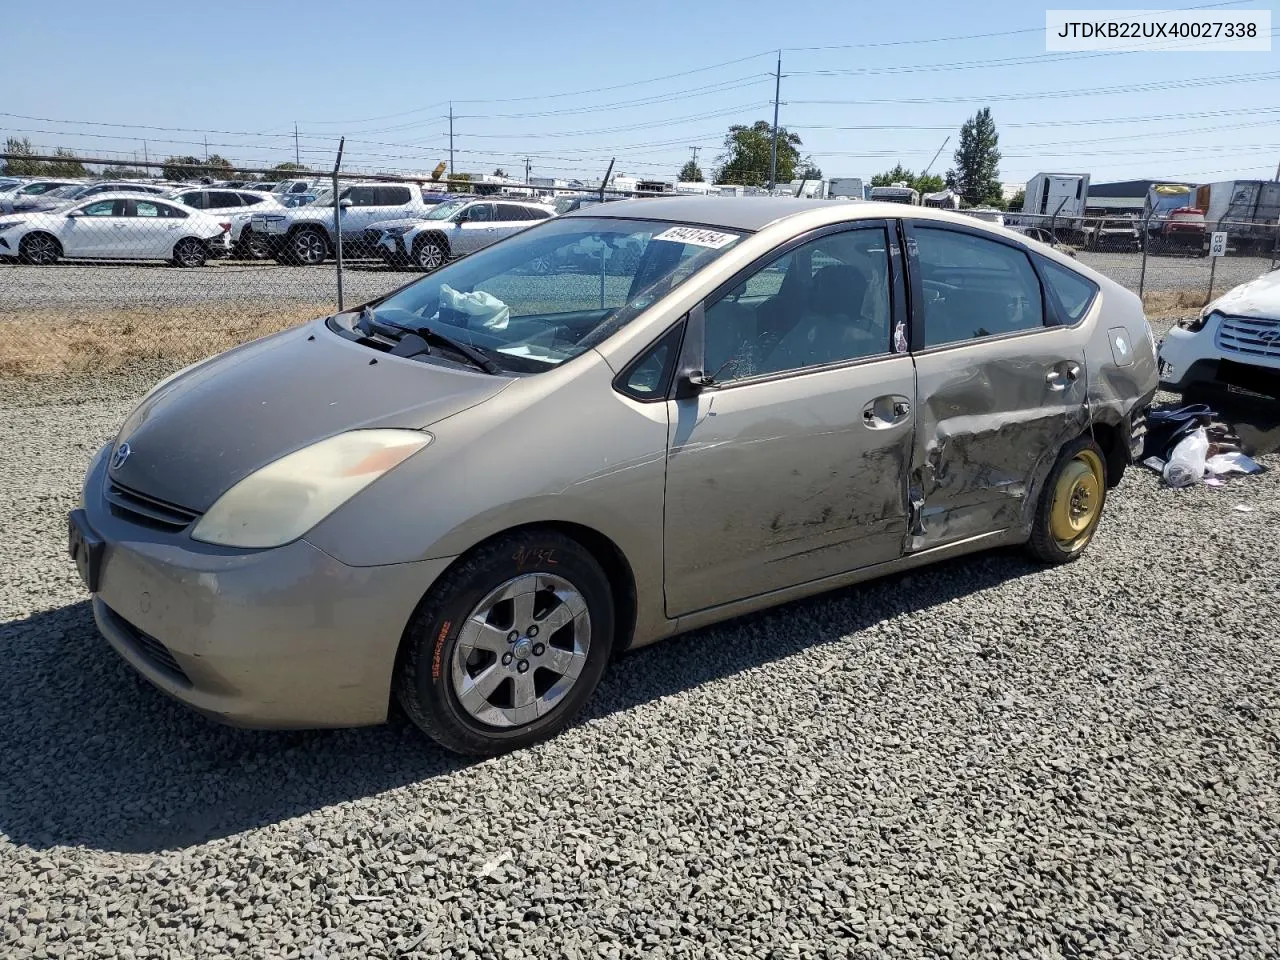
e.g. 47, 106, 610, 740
172, 237, 208, 268
287, 227, 330, 266
413, 237, 447, 271
239, 228, 271, 261
1027, 436, 1108, 564
19, 232, 61, 266
395, 529, 614, 756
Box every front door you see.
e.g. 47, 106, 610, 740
663, 223, 915, 618
454, 202, 498, 254
902, 221, 1092, 550
60, 199, 126, 256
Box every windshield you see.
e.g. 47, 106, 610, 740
425, 198, 470, 221
363, 217, 744, 373
1150, 188, 1192, 215
46, 184, 88, 200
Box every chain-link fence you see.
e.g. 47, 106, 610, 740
2, 153, 1278, 378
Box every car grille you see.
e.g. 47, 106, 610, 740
1216, 315, 1280, 361
102, 604, 191, 684
104, 480, 201, 532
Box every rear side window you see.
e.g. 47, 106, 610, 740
178, 192, 205, 208
207, 191, 242, 209
912, 227, 1044, 348
377, 186, 412, 205
1038, 258, 1098, 323
238, 193, 267, 207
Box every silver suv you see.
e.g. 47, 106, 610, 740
368, 197, 555, 270
249, 182, 446, 265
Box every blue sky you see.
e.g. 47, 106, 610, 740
4, 0, 1278, 186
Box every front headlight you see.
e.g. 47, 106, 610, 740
1177, 310, 1216, 334
0, 220, 24, 232
381, 225, 413, 236
191, 429, 431, 548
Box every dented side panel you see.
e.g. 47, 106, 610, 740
663, 355, 916, 618
908, 329, 1091, 551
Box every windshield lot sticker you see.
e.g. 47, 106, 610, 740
653, 227, 737, 249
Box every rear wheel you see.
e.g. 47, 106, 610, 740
395, 529, 614, 756
414, 236, 447, 271
19, 232, 61, 266
1028, 436, 1108, 564
172, 237, 207, 268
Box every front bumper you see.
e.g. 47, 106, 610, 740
1159, 322, 1280, 397
79, 450, 454, 728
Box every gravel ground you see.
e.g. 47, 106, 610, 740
1, 320, 1279, 958
0, 251, 1275, 316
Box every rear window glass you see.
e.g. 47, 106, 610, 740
1038, 258, 1098, 323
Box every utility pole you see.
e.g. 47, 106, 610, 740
689, 145, 701, 179
448, 104, 455, 181
203, 136, 208, 162
294, 122, 300, 167
142, 140, 149, 173
769, 51, 782, 190
525, 157, 531, 184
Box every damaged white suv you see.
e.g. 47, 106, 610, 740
1159, 268, 1280, 400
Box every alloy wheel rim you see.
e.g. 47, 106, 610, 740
1049, 450, 1104, 551
177, 240, 202, 266
419, 244, 443, 269
296, 232, 325, 263
27, 236, 55, 263
451, 572, 591, 729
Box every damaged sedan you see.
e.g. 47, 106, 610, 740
69, 198, 1158, 755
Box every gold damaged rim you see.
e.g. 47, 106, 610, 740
1050, 449, 1104, 551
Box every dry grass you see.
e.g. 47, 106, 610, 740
1142, 288, 1210, 317
0, 304, 330, 378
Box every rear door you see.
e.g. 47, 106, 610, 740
902, 220, 1093, 551
127, 198, 186, 258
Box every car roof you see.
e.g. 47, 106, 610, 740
572, 196, 1004, 234
67, 192, 198, 205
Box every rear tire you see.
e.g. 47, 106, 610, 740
239, 228, 271, 261
19, 232, 61, 266
1027, 435, 1108, 565
395, 528, 614, 756
172, 237, 207, 268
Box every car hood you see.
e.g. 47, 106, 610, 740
108, 319, 512, 512
1207, 268, 1280, 320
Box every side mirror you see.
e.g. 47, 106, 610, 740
65, 210, 81, 218
673, 368, 708, 400
339, 198, 353, 208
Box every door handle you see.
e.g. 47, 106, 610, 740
1046, 369, 1066, 390
893, 400, 910, 418
1064, 362, 1081, 382
862, 396, 912, 429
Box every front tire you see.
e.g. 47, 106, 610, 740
395, 529, 615, 756
239, 228, 271, 261
19, 232, 61, 266
413, 236, 448, 271
1027, 436, 1108, 564
285, 226, 330, 266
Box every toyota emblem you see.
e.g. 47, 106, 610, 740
111, 442, 131, 471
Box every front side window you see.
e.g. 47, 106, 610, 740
345, 186, 379, 206
912, 227, 1044, 348
363, 217, 744, 373
703, 227, 893, 383
466, 203, 495, 222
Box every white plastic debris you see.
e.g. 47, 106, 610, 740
1205, 450, 1264, 476
1162, 427, 1209, 488
439, 284, 510, 330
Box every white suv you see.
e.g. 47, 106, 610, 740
250, 182, 443, 265
1158, 268, 1280, 399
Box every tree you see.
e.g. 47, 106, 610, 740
99, 167, 148, 180
946, 108, 1003, 208
448, 172, 472, 194
1007, 188, 1026, 211
678, 159, 704, 182
796, 163, 823, 180
871, 164, 944, 196
270, 162, 309, 174
161, 154, 234, 182
492, 167, 507, 178
714, 121, 807, 187
1, 137, 87, 177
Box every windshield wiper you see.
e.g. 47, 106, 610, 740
354, 306, 502, 375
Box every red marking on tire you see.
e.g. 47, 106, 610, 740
432, 620, 451, 680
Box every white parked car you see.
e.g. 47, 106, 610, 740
368, 197, 555, 270
0, 178, 85, 212
167, 187, 285, 259
249, 182, 451, 265
1158, 268, 1280, 400
0, 193, 231, 267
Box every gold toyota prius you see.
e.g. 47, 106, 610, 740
70, 198, 1158, 755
